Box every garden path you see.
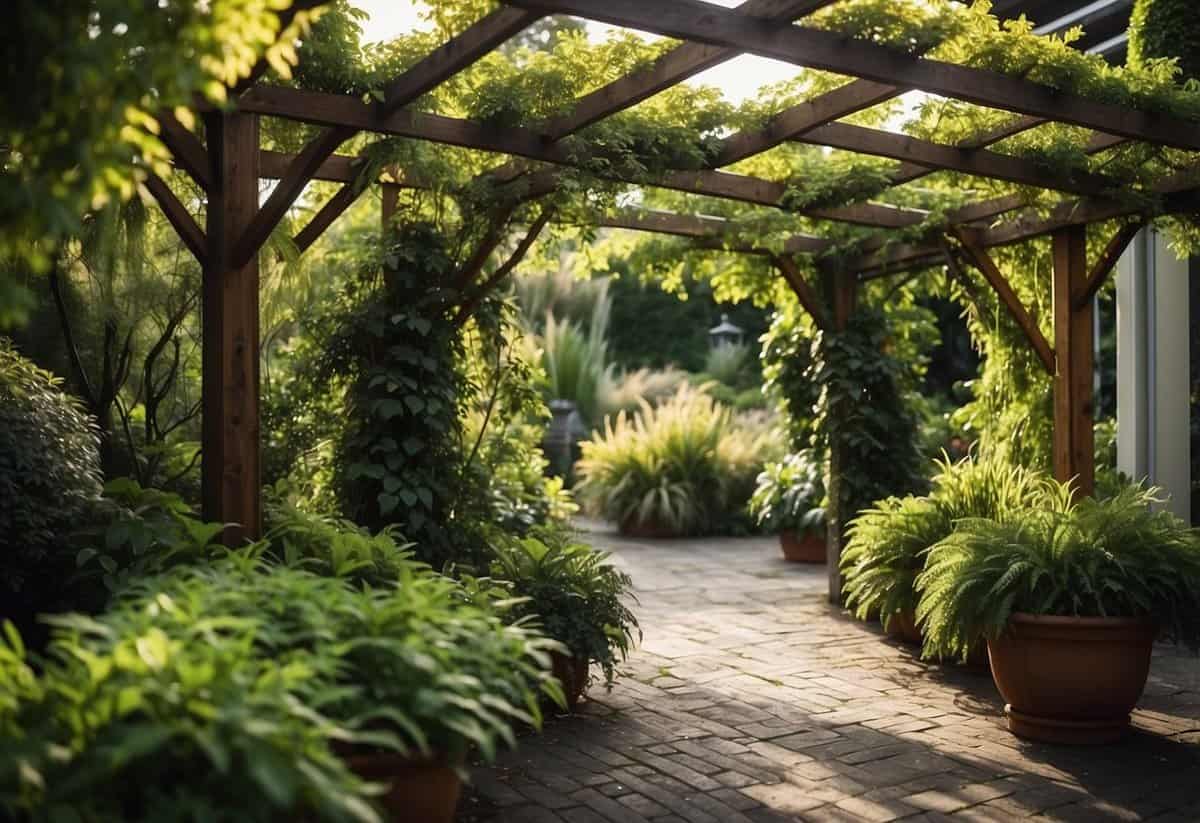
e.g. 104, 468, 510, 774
459, 523, 1200, 822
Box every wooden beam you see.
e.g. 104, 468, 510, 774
293, 181, 367, 254
1075, 221, 1143, 310
773, 254, 828, 329
825, 268, 858, 604
509, 0, 1200, 152
381, 8, 541, 115
142, 172, 207, 265
260, 149, 359, 182
540, 0, 838, 139
716, 80, 902, 167
795, 121, 1121, 198
1052, 224, 1094, 497
232, 125, 355, 269
236, 85, 926, 228
951, 226, 1056, 374
157, 112, 211, 190
202, 111, 262, 543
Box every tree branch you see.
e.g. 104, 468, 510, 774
455, 206, 555, 326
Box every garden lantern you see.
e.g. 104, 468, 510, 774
708, 313, 744, 348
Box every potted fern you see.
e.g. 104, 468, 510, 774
489, 528, 639, 711
917, 484, 1200, 744
749, 451, 827, 562
841, 456, 1053, 647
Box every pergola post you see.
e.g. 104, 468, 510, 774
825, 270, 858, 604
1052, 224, 1095, 498
202, 111, 262, 542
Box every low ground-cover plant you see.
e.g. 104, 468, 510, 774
841, 456, 1054, 634
749, 450, 826, 537
575, 385, 774, 536
917, 483, 1200, 660
489, 527, 639, 689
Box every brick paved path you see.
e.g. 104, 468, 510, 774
459, 524, 1200, 822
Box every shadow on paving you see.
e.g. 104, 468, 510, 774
456, 530, 1200, 823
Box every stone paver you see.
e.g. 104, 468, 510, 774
458, 524, 1200, 822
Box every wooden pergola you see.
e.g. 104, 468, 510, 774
144, 0, 1200, 598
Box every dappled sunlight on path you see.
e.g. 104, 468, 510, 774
460, 523, 1200, 822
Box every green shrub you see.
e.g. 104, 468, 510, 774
0, 599, 379, 823
1130, 0, 1200, 81
917, 483, 1200, 660
597, 366, 688, 419
703, 342, 753, 387
749, 451, 826, 536
1, 556, 565, 820
575, 385, 771, 536
0, 339, 104, 631
540, 312, 614, 427
841, 456, 1054, 633
490, 527, 639, 688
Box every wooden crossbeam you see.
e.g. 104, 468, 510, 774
540, 0, 838, 139
773, 254, 828, 329
232, 125, 355, 268
508, 0, 1200, 152
951, 226, 1056, 373
595, 210, 831, 253
260, 149, 359, 182
157, 113, 211, 191
1074, 220, 1143, 310
142, 172, 207, 265
795, 121, 1121, 198
236, 86, 926, 229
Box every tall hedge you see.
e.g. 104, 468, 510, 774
1129, 0, 1200, 81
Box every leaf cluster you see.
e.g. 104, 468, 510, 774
748, 450, 827, 536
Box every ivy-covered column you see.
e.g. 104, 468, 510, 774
824, 270, 858, 604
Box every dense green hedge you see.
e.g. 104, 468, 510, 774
1130, 0, 1200, 81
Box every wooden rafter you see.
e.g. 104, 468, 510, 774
538, 0, 838, 140
1075, 220, 1144, 310
951, 226, 1056, 374
795, 121, 1121, 199
235, 85, 927, 229
141, 172, 207, 265
508, 0, 1200, 152
594, 210, 830, 255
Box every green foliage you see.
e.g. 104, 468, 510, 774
917, 483, 1200, 659
841, 456, 1055, 631
1130, 0, 1200, 82
264, 494, 416, 588
0, 339, 104, 630
539, 312, 615, 428
703, 342, 754, 388
513, 269, 612, 333
575, 385, 777, 536
490, 528, 639, 688
749, 451, 827, 536
0, 585, 380, 823
814, 309, 929, 522
1, 0, 318, 308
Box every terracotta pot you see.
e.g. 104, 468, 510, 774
779, 530, 825, 563
618, 516, 678, 539
987, 612, 1157, 744
885, 609, 923, 646
342, 753, 462, 822
551, 652, 590, 712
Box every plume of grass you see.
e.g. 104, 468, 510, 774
703, 341, 753, 386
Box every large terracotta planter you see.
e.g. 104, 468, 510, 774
342, 753, 462, 822
885, 609, 923, 646
779, 530, 825, 563
551, 652, 590, 712
987, 612, 1157, 744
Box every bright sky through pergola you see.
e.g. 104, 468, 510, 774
353, 0, 803, 104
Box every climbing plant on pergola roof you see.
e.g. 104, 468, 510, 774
138, 0, 1200, 593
